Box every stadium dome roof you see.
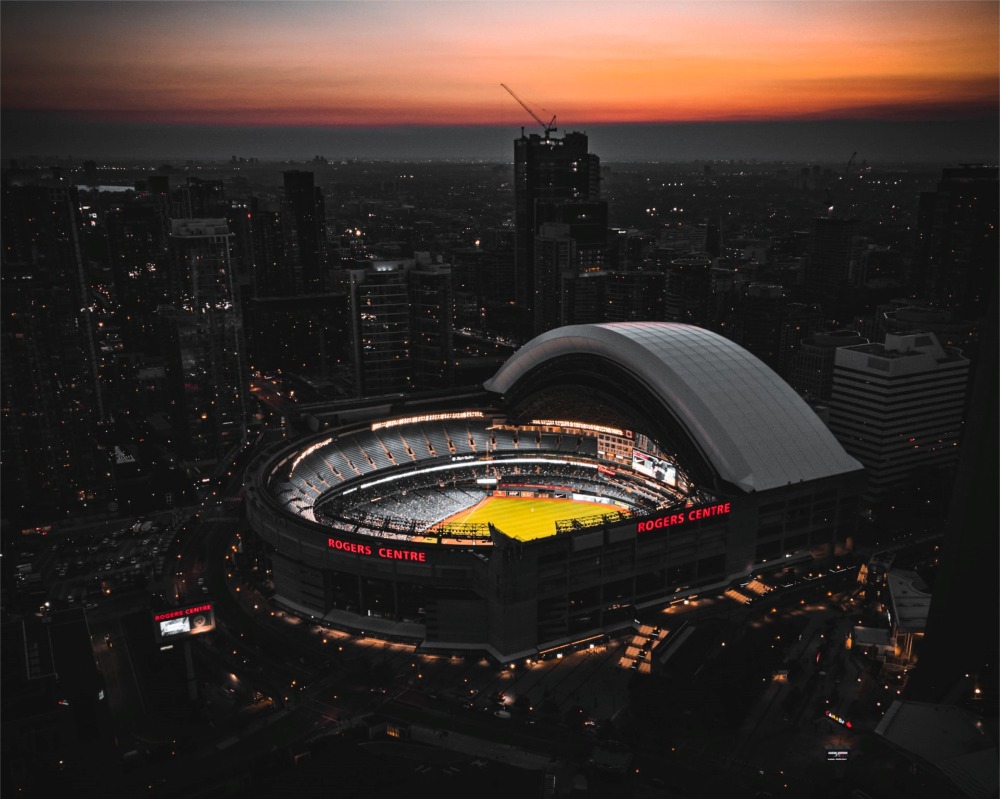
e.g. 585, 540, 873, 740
483, 322, 863, 493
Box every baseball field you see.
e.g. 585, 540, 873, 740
432, 495, 622, 542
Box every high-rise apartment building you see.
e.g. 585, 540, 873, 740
562, 270, 607, 327
532, 226, 576, 333
104, 185, 173, 352
244, 293, 350, 384
663, 255, 713, 327
806, 217, 860, 298
346, 263, 413, 397
410, 259, 455, 392
734, 283, 785, 369
161, 219, 248, 463
178, 176, 227, 219
788, 330, 869, 403
514, 131, 601, 328
1, 180, 111, 524
531, 200, 608, 334
905, 297, 997, 704
282, 170, 327, 294
828, 331, 969, 509
776, 302, 826, 379
604, 270, 666, 323
915, 164, 998, 319
345, 257, 456, 398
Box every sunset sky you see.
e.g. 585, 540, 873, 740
2, 0, 998, 161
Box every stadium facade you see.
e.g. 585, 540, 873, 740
243, 322, 865, 662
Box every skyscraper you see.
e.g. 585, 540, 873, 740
410, 259, 455, 392
733, 283, 786, 369
915, 164, 999, 320
1, 179, 110, 524
346, 262, 414, 397
282, 170, 327, 294
345, 257, 456, 398
104, 183, 172, 353
514, 131, 601, 329
805, 216, 860, 299
532, 226, 575, 333
532, 200, 609, 333
906, 295, 997, 705
161, 219, 248, 463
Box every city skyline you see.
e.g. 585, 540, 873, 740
3, 49, 997, 793
2, 0, 998, 162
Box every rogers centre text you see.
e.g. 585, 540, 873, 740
154, 604, 213, 623
636, 502, 731, 533
328, 537, 427, 562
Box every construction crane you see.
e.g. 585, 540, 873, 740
501, 83, 557, 138
825, 151, 858, 217
844, 151, 857, 176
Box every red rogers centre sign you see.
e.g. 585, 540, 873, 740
327, 537, 427, 562
154, 603, 213, 622
636, 502, 731, 533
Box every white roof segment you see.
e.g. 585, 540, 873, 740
483, 322, 863, 492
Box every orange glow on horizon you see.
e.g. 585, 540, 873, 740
2, 1, 996, 127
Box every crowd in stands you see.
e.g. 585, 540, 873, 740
270, 417, 682, 538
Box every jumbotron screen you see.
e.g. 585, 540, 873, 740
631, 449, 677, 486
152, 602, 216, 643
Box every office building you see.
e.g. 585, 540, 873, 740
828, 331, 969, 510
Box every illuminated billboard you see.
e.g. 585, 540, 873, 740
631, 449, 676, 486
152, 602, 216, 643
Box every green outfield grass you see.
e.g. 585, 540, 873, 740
433, 495, 621, 542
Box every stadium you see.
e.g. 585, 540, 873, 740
243, 322, 866, 662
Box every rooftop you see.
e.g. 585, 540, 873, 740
485, 322, 863, 493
